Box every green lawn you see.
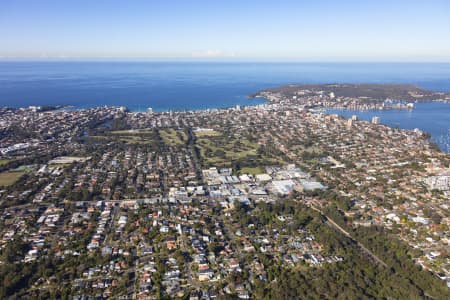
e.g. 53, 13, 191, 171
194, 129, 222, 137
0, 159, 11, 166
0, 171, 25, 186
196, 135, 281, 167
238, 166, 264, 175
90, 133, 157, 145
159, 128, 186, 146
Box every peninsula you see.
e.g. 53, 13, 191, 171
251, 84, 450, 110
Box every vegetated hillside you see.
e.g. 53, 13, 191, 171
253, 84, 450, 101
234, 201, 450, 300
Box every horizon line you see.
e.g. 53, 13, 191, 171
1, 57, 450, 63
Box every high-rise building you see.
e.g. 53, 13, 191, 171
347, 118, 354, 129
371, 116, 380, 124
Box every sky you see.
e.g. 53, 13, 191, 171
1, 0, 450, 61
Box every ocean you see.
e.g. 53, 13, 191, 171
0, 61, 450, 151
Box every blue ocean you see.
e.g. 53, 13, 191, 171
0, 61, 450, 151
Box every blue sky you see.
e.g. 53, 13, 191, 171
1, 0, 450, 61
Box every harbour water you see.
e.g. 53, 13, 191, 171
326, 102, 450, 153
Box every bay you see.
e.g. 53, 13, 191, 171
327, 102, 450, 153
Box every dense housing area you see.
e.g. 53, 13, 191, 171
1, 86, 450, 299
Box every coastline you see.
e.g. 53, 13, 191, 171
2, 83, 450, 153
248, 83, 450, 153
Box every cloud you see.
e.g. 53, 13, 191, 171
191, 49, 236, 58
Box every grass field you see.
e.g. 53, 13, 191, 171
0, 171, 25, 186
91, 128, 159, 145
159, 128, 186, 146
117, 136, 152, 144
196, 136, 257, 164
0, 159, 11, 166
238, 166, 264, 175
196, 134, 281, 168
194, 129, 222, 137
90, 135, 154, 144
